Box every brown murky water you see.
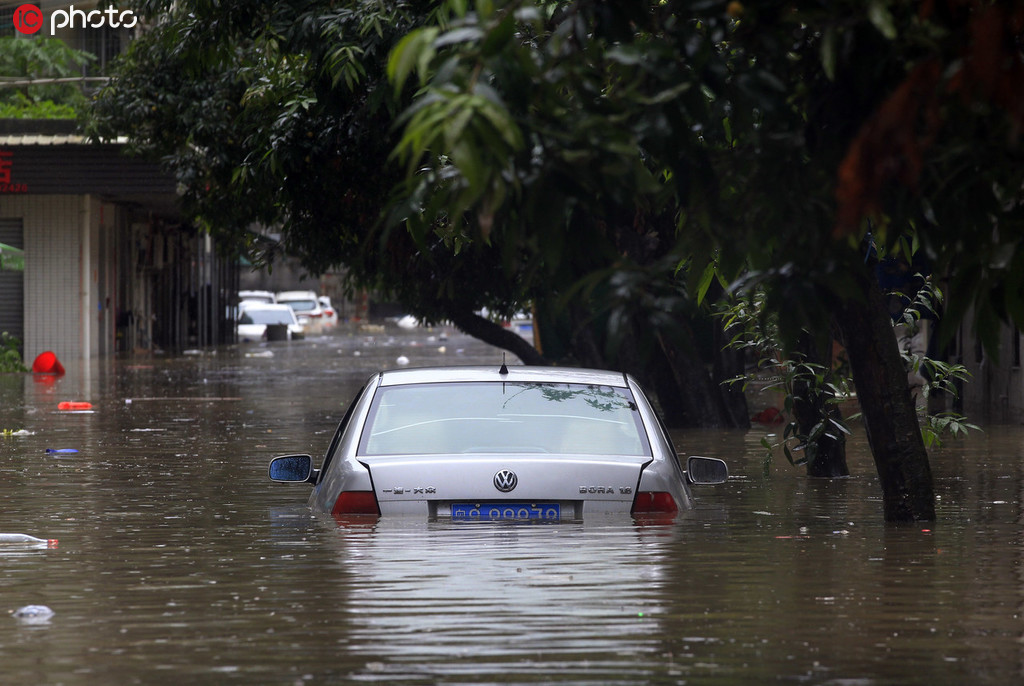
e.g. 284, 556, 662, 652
0, 325, 1022, 685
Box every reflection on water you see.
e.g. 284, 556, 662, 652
0, 325, 1022, 684
328, 519, 676, 683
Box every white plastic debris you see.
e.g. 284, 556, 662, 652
12, 605, 54, 623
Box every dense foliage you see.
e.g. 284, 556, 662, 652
0, 37, 95, 118
0, 333, 28, 374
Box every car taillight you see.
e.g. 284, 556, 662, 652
631, 492, 678, 514
332, 491, 380, 515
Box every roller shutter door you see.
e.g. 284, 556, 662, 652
0, 218, 24, 343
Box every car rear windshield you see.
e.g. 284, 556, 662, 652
359, 382, 651, 456
282, 300, 317, 312
240, 309, 293, 325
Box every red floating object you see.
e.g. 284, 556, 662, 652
32, 351, 65, 375
57, 401, 92, 411
751, 406, 784, 424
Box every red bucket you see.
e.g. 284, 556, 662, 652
32, 351, 65, 375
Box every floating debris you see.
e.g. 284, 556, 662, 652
31, 351, 65, 375
12, 605, 54, 623
57, 401, 92, 411
0, 534, 58, 547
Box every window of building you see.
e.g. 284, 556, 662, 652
77, 25, 133, 74
0, 8, 15, 37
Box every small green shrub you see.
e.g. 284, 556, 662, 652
0, 333, 28, 373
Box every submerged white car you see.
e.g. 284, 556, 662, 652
238, 289, 276, 305
237, 303, 305, 342
268, 365, 727, 520
276, 290, 325, 335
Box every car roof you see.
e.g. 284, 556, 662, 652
375, 365, 630, 387
276, 290, 317, 299
239, 302, 292, 311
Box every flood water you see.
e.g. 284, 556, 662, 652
1, 325, 1022, 685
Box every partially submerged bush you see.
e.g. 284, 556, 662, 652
0, 333, 28, 373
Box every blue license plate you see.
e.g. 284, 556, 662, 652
451, 503, 560, 521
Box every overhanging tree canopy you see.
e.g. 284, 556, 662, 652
90, 0, 1024, 521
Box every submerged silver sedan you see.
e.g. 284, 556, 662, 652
268, 365, 727, 521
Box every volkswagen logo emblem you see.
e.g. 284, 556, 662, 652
493, 469, 518, 492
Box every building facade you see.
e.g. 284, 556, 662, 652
0, 121, 237, 362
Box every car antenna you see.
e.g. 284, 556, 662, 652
499, 354, 508, 376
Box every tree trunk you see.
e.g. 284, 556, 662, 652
712, 318, 752, 430
655, 325, 746, 429
531, 299, 745, 429
833, 256, 935, 522
792, 333, 849, 478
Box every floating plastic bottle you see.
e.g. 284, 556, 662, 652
0, 533, 58, 547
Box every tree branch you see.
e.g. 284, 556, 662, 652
445, 309, 548, 367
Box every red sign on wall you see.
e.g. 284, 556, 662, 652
0, 150, 29, 193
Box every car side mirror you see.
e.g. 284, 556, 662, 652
269, 454, 317, 484
685, 456, 729, 485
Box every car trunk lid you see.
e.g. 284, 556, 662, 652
361, 453, 650, 515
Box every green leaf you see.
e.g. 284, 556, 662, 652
473, 96, 522, 151
868, 1, 898, 40
435, 26, 485, 49
481, 12, 516, 57
388, 27, 439, 96
695, 259, 717, 305
820, 26, 838, 81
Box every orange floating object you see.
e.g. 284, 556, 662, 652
58, 401, 92, 411
32, 351, 65, 375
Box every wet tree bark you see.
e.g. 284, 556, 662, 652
713, 319, 753, 430
655, 327, 748, 428
833, 257, 935, 522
